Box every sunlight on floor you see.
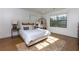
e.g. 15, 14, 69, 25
47, 36, 59, 44
35, 41, 49, 50
35, 36, 59, 50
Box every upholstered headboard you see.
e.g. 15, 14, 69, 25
18, 20, 37, 30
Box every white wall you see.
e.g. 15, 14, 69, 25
0, 8, 41, 38
0, 8, 79, 38
44, 8, 79, 38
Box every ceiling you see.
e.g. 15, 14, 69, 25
23, 8, 65, 15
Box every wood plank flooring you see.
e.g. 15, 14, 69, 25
52, 33, 78, 51
0, 33, 78, 51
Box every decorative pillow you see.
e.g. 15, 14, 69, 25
23, 27, 29, 30
20, 25, 29, 30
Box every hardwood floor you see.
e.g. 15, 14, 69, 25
0, 33, 78, 51
0, 37, 24, 51
52, 33, 78, 51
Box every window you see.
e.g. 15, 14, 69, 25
29, 15, 37, 20
50, 14, 67, 28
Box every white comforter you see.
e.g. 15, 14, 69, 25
19, 28, 50, 45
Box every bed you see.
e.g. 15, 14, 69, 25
19, 28, 50, 46
18, 20, 50, 46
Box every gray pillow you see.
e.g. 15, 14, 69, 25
23, 27, 29, 30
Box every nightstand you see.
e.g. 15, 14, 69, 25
11, 24, 19, 38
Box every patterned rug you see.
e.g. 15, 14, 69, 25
16, 36, 66, 51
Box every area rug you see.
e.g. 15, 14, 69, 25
16, 36, 66, 51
